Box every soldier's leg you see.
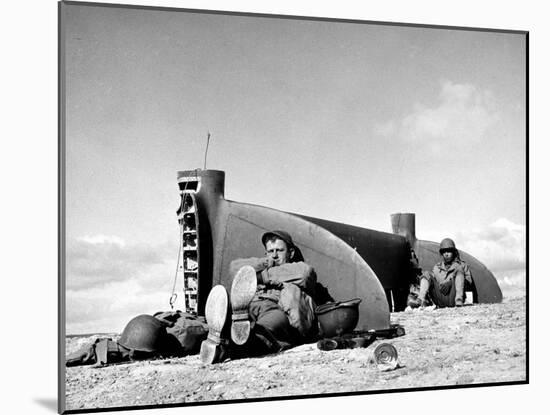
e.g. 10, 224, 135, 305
417, 271, 433, 306
430, 278, 456, 307
246, 299, 296, 355
199, 285, 231, 364
230, 266, 257, 345
454, 270, 465, 306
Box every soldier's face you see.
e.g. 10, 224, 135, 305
442, 249, 455, 263
265, 238, 293, 266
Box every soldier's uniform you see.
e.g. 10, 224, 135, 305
410, 238, 473, 308
420, 257, 472, 307
228, 257, 318, 353
199, 230, 330, 364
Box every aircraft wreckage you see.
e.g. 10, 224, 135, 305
173, 169, 502, 332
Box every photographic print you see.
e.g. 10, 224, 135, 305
59, 1, 527, 413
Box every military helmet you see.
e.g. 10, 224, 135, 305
315, 298, 362, 338
261, 230, 295, 249
119, 314, 170, 353
439, 238, 457, 253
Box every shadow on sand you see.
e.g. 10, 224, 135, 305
34, 398, 57, 412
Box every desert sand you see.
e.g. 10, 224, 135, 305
64, 296, 526, 412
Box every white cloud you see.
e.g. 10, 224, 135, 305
66, 235, 175, 290
375, 80, 499, 152
373, 120, 396, 137
455, 217, 526, 272
65, 235, 181, 333
493, 269, 526, 299
78, 234, 126, 246
66, 279, 173, 334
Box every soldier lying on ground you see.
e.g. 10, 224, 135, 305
65, 312, 208, 367
200, 230, 333, 364
408, 238, 472, 308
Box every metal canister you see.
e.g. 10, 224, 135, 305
367, 342, 399, 371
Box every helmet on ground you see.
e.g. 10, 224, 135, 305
119, 314, 170, 353
439, 238, 457, 254
315, 298, 362, 338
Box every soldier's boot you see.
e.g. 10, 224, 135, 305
454, 271, 465, 307
230, 265, 257, 345
200, 285, 230, 364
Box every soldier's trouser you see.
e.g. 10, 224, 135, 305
66, 338, 133, 367
418, 278, 430, 303
418, 271, 466, 307
230, 298, 300, 358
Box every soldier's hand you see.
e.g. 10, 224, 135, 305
264, 257, 276, 269
265, 280, 283, 289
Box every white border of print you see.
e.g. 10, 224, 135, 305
4, 1, 544, 415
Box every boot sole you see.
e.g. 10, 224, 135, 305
230, 266, 257, 345
200, 285, 228, 364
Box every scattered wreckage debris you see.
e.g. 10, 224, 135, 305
172, 169, 502, 322
316, 324, 406, 350
366, 343, 400, 371
316, 323, 405, 371
314, 296, 404, 373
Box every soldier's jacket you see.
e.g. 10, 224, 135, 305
229, 257, 317, 339
229, 258, 317, 297
432, 258, 473, 285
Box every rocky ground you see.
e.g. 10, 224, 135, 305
64, 296, 526, 412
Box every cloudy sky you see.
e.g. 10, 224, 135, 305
62, 3, 526, 334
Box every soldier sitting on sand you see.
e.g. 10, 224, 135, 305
200, 230, 332, 364
408, 238, 472, 308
